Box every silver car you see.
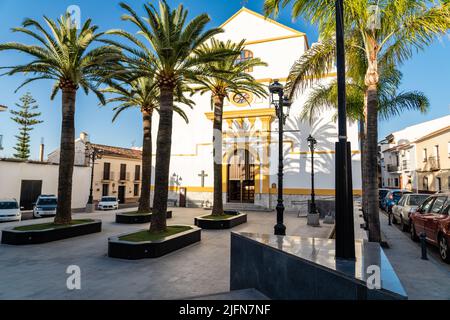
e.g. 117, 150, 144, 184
392, 193, 430, 231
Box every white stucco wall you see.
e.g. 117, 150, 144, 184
0, 160, 90, 209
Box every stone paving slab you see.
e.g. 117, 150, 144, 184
379, 211, 450, 300
0, 207, 332, 300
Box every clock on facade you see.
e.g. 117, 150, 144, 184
231, 92, 254, 107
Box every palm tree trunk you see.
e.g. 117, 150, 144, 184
366, 83, 381, 242
212, 94, 224, 216
54, 88, 76, 225
138, 109, 153, 213
359, 119, 368, 222
150, 85, 174, 233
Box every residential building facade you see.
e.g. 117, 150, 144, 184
48, 132, 143, 204
379, 115, 450, 192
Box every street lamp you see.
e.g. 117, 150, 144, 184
307, 135, 320, 226
85, 142, 103, 212
334, 0, 355, 259
269, 80, 292, 236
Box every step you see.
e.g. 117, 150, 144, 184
187, 289, 270, 300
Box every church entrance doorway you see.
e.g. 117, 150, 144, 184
227, 148, 255, 203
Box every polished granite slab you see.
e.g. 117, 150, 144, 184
230, 232, 407, 300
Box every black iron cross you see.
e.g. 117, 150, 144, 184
198, 170, 208, 187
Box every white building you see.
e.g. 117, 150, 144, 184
153, 8, 362, 209
0, 159, 90, 210
379, 114, 450, 191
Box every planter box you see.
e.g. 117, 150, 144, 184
108, 225, 201, 260
115, 211, 173, 224
1, 220, 102, 245
194, 210, 247, 230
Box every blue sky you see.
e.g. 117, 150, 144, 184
0, 0, 449, 159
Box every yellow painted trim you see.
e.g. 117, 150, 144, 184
290, 150, 361, 155
255, 72, 337, 84
220, 7, 305, 36
160, 185, 362, 196
205, 108, 276, 120
245, 34, 303, 46
269, 188, 362, 196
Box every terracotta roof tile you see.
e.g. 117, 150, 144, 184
91, 144, 142, 160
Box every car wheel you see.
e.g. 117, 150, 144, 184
410, 222, 419, 242
439, 235, 450, 263
400, 216, 408, 232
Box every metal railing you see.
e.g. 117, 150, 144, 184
387, 164, 400, 172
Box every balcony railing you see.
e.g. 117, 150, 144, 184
428, 156, 440, 171
119, 172, 130, 181
387, 164, 400, 172
102, 171, 114, 181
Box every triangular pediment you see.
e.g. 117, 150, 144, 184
215, 7, 304, 44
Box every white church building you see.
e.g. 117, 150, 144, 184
159, 8, 362, 209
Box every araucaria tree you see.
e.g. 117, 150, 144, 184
264, 0, 450, 242
194, 39, 267, 216
112, 1, 232, 233
0, 14, 121, 224
10, 92, 43, 160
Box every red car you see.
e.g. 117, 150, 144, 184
410, 193, 450, 263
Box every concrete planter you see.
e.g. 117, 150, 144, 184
115, 211, 173, 224
108, 225, 201, 260
1, 220, 102, 245
194, 210, 247, 230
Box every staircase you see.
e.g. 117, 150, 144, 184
224, 203, 273, 212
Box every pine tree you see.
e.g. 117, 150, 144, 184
10, 92, 43, 160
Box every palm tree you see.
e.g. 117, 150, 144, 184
110, 1, 233, 233
300, 67, 429, 123
103, 75, 193, 213
264, 0, 450, 242
194, 39, 268, 216
0, 14, 121, 224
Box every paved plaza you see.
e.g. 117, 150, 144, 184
0, 208, 332, 300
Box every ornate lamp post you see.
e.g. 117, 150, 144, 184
334, 0, 355, 259
85, 142, 103, 212
307, 135, 320, 226
269, 80, 292, 236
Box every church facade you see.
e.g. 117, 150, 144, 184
160, 8, 362, 209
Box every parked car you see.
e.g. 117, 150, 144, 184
410, 193, 450, 263
382, 190, 412, 213
379, 188, 390, 208
98, 196, 119, 210
0, 199, 22, 222
33, 195, 57, 219
392, 193, 430, 231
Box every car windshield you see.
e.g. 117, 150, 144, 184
102, 197, 117, 202
408, 195, 429, 206
0, 201, 19, 209
37, 198, 57, 206
379, 190, 389, 198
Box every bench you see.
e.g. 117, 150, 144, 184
167, 199, 178, 207
187, 200, 204, 208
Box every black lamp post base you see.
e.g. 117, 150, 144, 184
274, 223, 286, 236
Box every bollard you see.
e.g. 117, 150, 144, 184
420, 232, 428, 260
388, 210, 392, 226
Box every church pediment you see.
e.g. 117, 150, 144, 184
215, 7, 305, 44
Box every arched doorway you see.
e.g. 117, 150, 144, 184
227, 148, 255, 203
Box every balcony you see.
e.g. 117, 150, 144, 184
428, 156, 440, 171
387, 164, 400, 172
119, 172, 130, 182
102, 171, 115, 182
